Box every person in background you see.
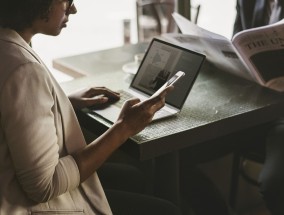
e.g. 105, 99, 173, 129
233, 0, 284, 35
233, 0, 284, 214
0, 0, 181, 214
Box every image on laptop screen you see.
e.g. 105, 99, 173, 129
131, 38, 205, 109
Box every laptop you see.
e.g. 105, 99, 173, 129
90, 38, 206, 123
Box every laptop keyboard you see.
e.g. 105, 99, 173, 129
115, 90, 171, 119
114, 90, 134, 108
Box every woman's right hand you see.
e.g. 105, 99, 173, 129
116, 86, 174, 137
72, 86, 173, 183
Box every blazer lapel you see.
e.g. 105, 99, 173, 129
48, 73, 87, 153
17, 36, 87, 153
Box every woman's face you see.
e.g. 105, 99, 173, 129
33, 0, 77, 36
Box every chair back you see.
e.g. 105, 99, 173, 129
136, 0, 177, 42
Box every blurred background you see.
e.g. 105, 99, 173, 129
32, 0, 236, 83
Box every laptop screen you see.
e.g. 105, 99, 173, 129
130, 38, 206, 109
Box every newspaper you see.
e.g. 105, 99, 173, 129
163, 12, 284, 92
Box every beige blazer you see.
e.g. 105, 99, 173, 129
0, 28, 112, 215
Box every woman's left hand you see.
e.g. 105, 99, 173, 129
68, 87, 120, 110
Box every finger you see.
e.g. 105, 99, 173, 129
92, 87, 120, 95
143, 86, 174, 113
87, 87, 120, 98
140, 97, 164, 114
122, 98, 141, 108
84, 96, 109, 107
158, 85, 174, 97
147, 85, 174, 105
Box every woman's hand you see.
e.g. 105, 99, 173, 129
68, 87, 120, 110
116, 86, 174, 137
72, 86, 173, 182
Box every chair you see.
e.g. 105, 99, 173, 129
229, 125, 267, 209
190, 4, 201, 24
136, 0, 177, 42
136, 0, 201, 42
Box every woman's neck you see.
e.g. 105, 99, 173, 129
17, 29, 33, 45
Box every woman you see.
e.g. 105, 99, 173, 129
0, 0, 177, 214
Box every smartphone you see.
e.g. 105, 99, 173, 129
150, 71, 185, 98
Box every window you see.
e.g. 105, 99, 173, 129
191, 0, 236, 38
32, 0, 236, 82
32, 0, 137, 82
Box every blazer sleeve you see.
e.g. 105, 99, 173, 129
0, 62, 80, 203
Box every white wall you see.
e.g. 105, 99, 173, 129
32, 0, 137, 82
192, 0, 236, 39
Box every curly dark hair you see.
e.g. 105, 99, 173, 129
0, 0, 53, 31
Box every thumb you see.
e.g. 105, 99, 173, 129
122, 98, 141, 108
